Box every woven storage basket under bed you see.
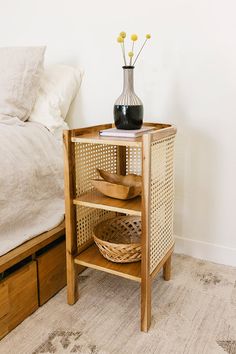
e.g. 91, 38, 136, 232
93, 215, 141, 263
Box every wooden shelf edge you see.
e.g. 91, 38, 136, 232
74, 245, 141, 283
75, 258, 141, 282
0, 221, 65, 273
73, 199, 141, 216
73, 191, 142, 217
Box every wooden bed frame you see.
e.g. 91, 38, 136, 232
0, 221, 66, 339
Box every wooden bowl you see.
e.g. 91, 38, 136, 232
91, 179, 141, 200
97, 169, 142, 187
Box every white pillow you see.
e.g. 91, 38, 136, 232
29, 64, 82, 138
0, 47, 45, 122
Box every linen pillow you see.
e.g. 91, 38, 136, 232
0, 47, 46, 122
29, 64, 82, 138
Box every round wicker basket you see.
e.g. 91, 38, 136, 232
93, 216, 141, 263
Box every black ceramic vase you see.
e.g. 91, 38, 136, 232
114, 66, 143, 130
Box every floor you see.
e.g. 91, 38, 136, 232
0, 253, 236, 354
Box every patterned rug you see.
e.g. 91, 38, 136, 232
0, 254, 235, 354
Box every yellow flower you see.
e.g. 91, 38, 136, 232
146, 34, 151, 39
128, 51, 134, 57
131, 34, 138, 41
120, 31, 126, 39
117, 36, 124, 43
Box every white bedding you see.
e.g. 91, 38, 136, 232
0, 120, 64, 256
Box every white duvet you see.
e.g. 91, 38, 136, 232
0, 120, 64, 256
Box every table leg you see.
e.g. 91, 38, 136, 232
163, 254, 172, 281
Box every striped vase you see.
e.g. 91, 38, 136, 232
114, 66, 143, 130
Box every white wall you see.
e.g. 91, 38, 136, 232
1, 0, 236, 266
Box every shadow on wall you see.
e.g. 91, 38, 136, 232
167, 86, 220, 244
60, 56, 86, 129
177, 129, 220, 243
67, 88, 86, 128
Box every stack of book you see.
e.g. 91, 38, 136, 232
99, 126, 155, 138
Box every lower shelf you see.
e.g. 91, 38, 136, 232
74, 244, 141, 282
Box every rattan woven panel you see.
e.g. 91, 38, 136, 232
76, 206, 114, 247
126, 146, 142, 175
74, 143, 117, 247
75, 143, 117, 195
149, 135, 175, 274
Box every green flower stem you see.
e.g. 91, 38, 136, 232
133, 39, 147, 66
120, 43, 126, 66
130, 41, 135, 65
122, 42, 127, 66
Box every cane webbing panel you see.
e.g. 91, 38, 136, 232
73, 135, 175, 260
76, 206, 114, 247
126, 146, 142, 175
75, 143, 117, 195
74, 143, 117, 247
150, 135, 175, 274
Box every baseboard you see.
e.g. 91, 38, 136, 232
174, 235, 236, 267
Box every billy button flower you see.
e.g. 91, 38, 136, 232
131, 34, 138, 41
116, 32, 151, 66
128, 51, 134, 66
130, 34, 138, 65
117, 36, 124, 43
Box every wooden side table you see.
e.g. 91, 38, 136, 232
63, 122, 177, 332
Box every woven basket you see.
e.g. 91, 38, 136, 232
93, 216, 141, 263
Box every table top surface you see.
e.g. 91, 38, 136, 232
70, 122, 174, 146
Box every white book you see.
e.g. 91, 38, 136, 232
99, 126, 155, 138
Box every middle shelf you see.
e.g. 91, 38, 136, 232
73, 190, 142, 216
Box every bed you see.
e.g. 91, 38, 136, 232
0, 120, 67, 339
0, 121, 64, 256
0, 48, 83, 338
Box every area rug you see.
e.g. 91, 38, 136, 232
0, 254, 235, 354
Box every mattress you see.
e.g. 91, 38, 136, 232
0, 120, 65, 256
